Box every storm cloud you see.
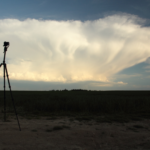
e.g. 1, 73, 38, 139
0, 14, 150, 84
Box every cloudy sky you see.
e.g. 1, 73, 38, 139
0, 0, 150, 90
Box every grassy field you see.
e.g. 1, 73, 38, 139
0, 90, 150, 122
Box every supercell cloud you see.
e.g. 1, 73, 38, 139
0, 14, 150, 83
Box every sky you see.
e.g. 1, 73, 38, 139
0, 0, 150, 90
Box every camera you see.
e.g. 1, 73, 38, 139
3, 41, 9, 47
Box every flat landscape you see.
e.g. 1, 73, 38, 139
0, 90, 150, 150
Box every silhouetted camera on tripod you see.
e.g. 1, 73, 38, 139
0, 41, 21, 131
3, 41, 9, 47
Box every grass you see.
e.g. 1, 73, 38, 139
0, 90, 150, 121
46, 129, 52, 132
127, 124, 145, 132
45, 125, 70, 132
75, 116, 93, 121
62, 125, 70, 129
133, 125, 144, 128
53, 126, 64, 130
127, 127, 139, 132
31, 129, 37, 132
46, 116, 57, 120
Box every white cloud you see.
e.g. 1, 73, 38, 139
145, 57, 150, 64
117, 81, 127, 85
0, 14, 150, 83
144, 58, 150, 72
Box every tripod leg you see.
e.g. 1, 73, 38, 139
5, 64, 21, 131
3, 63, 6, 121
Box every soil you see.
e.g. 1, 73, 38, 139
0, 116, 150, 150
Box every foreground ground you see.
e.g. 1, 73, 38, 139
0, 115, 150, 150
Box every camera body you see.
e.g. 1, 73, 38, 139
3, 41, 9, 47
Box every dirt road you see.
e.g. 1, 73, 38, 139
0, 116, 150, 150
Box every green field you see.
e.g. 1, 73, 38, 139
0, 90, 150, 122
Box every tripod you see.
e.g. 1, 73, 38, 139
0, 42, 21, 131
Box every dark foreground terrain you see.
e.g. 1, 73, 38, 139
0, 90, 150, 149
0, 116, 150, 150
0, 90, 150, 115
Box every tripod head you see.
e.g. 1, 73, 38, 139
3, 41, 9, 52
3, 41, 9, 47
0, 41, 10, 67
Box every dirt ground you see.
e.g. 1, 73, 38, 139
0, 116, 150, 150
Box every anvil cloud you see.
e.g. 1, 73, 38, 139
0, 14, 150, 83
